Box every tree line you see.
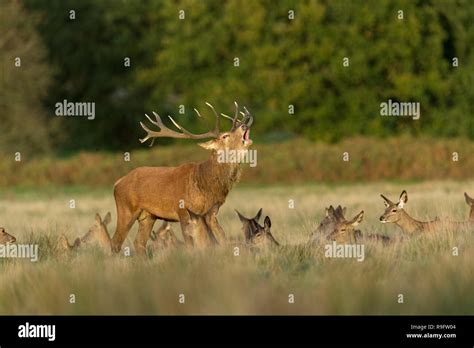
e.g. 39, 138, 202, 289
2, 0, 473, 154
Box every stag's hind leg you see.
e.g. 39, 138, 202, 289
111, 205, 138, 254
134, 211, 156, 256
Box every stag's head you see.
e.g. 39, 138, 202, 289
0, 227, 16, 244
139, 102, 253, 153
379, 190, 408, 223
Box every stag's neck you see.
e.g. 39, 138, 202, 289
196, 152, 242, 201
395, 210, 425, 234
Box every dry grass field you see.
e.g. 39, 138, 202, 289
0, 180, 473, 315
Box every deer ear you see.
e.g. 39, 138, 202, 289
398, 190, 408, 208
264, 216, 272, 229
207, 204, 220, 216
185, 208, 199, 221
350, 211, 364, 226
198, 139, 219, 150
328, 205, 336, 217
381, 194, 393, 207
95, 213, 102, 224
465, 192, 474, 205
253, 208, 263, 222
103, 212, 112, 225
235, 209, 248, 222
324, 207, 329, 217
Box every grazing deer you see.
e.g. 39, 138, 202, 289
380, 190, 474, 234
465, 192, 474, 221
57, 212, 112, 252
57, 234, 81, 251
80, 212, 112, 249
235, 209, 280, 247
149, 221, 183, 251
0, 227, 16, 244
111, 102, 253, 255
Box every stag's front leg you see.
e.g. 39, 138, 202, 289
206, 213, 227, 245
177, 209, 194, 248
134, 212, 156, 257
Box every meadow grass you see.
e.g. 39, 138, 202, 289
0, 180, 473, 314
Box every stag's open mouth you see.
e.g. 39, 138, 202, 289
243, 129, 252, 146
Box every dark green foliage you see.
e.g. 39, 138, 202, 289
16, 0, 474, 152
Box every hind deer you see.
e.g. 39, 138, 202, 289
310, 206, 346, 243
182, 206, 219, 249
0, 227, 16, 244
325, 206, 365, 244
312, 206, 390, 245
380, 190, 474, 234
235, 209, 280, 247
465, 192, 474, 221
111, 102, 253, 256
57, 212, 112, 252
149, 221, 183, 251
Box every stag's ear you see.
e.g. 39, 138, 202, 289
398, 190, 408, 208
253, 208, 263, 222
198, 139, 219, 151
95, 213, 102, 224
103, 212, 112, 225
349, 211, 364, 226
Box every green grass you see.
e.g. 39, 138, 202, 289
0, 180, 473, 314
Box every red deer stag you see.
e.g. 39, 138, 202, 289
111, 102, 253, 255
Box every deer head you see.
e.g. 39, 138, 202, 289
182, 206, 218, 249
235, 209, 280, 247
314, 205, 346, 235
81, 212, 112, 248
139, 102, 253, 154
0, 227, 16, 244
326, 207, 364, 243
379, 190, 408, 223
150, 222, 182, 250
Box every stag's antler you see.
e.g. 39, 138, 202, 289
139, 102, 222, 146
220, 101, 253, 131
